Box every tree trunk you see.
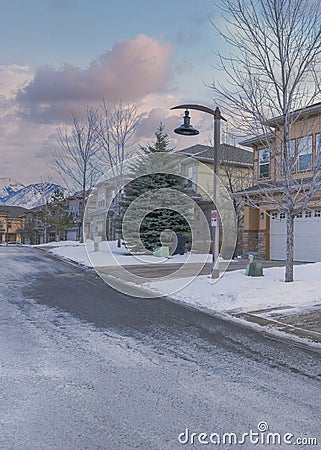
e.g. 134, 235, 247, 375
285, 213, 294, 282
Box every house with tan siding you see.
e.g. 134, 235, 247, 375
0, 206, 27, 244
238, 102, 321, 261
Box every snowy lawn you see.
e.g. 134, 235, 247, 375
40, 240, 212, 267
40, 240, 321, 317
145, 263, 321, 314
37, 240, 90, 266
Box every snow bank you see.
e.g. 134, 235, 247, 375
146, 263, 321, 313
44, 240, 212, 267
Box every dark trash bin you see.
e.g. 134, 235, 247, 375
173, 235, 186, 255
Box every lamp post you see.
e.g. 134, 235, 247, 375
171, 104, 226, 278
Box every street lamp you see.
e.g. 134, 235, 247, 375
171, 103, 226, 278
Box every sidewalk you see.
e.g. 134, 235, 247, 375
227, 304, 321, 349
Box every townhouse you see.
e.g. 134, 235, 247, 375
239, 102, 321, 261
0, 206, 27, 244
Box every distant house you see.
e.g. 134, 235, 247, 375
0, 206, 28, 244
84, 177, 123, 242
175, 144, 253, 195
84, 144, 253, 256
65, 193, 87, 241
175, 144, 254, 255
21, 192, 88, 244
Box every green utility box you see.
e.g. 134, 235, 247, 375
153, 246, 169, 258
248, 261, 263, 277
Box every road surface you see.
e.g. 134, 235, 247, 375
0, 246, 320, 449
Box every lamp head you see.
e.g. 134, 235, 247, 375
174, 110, 199, 136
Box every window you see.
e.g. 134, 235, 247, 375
282, 140, 296, 173
0, 220, 3, 228
7, 220, 12, 228
185, 164, 196, 192
298, 136, 312, 171
97, 192, 105, 208
280, 212, 286, 219
314, 210, 321, 217
259, 148, 270, 179
271, 212, 278, 219
296, 212, 303, 218
316, 133, 321, 167
305, 210, 312, 218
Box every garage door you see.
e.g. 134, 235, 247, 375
66, 230, 78, 241
270, 210, 321, 261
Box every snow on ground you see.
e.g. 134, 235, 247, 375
36, 240, 82, 248
145, 263, 321, 314
41, 239, 321, 318
41, 240, 212, 267
37, 240, 90, 266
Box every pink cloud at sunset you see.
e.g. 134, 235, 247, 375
15, 35, 173, 124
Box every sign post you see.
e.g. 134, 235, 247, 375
211, 210, 217, 227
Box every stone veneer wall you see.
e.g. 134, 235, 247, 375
243, 230, 258, 255
257, 231, 267, 260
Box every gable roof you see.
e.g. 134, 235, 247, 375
266, 101, 321, 127
175, 144, 253, 167
239, 102, 321, 147
234, 176, 321, 196
0, 205, 29, 218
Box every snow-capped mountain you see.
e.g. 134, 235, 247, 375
0, 178, 66, 209
0, 178, 25, 199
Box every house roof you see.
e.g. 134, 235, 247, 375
175, 144, 253, 167
235, 177, 319, 196
239, 132, 275, 148
239, 102, 321, 147
266, 101, 321, 127
0, 205, 29, 218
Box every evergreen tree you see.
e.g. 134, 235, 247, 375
47, 189, 73, 240
120, 123, 191, 253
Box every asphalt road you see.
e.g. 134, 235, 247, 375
0, 246, 320, 449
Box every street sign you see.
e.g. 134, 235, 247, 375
211, 210, 217, 227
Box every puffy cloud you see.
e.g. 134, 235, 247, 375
16, 34, 173, 124
0, 65, 33, 99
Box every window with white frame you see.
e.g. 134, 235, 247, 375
298, 135, 312, 171
271, 212, 278, 219
280, 212, 286, 219
258, 148, 270, 179
296, 211, 303, 218
185, 164, 196, 192
314, 210, 321, 217
97, 191, 106, 208
0, 220, 3, 228
305, 210, 312, 218
316, 133, 321, 167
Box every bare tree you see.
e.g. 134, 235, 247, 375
52, 107, 101, 225
211, 0, 321, 281
98, 100, 141, 177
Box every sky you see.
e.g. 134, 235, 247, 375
0, 0, 230, 185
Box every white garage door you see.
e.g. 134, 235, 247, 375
270, 210, 321, 261
66, 230, 78, 241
